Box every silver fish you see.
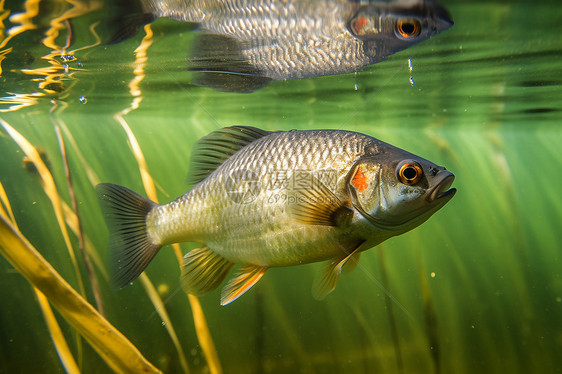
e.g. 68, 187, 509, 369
123, 0, 453, 91
97, 126, 456, 305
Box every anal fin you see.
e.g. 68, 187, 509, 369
182, 246, 234, 296
220, 264, 268, 306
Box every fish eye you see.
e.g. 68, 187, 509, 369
396, 19, 421, 39
397, 161, 423, 185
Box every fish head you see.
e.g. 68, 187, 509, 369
347, 0, 453, 61
347, 148, 456, 232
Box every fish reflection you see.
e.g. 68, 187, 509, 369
120, 0, 453, 92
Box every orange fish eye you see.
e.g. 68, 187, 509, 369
352, 165, 369, 192
397, 162, 423, 185
396, 19, 421, 39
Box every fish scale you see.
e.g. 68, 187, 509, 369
151, 130, 368, 264
152, 131, 364, 262
97, 127, 456, 304
136, 0, 452, 89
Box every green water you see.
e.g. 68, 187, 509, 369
0, 0, 561, 373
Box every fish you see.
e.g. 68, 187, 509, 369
112, 0, 453, 92
97, 126, 456, 305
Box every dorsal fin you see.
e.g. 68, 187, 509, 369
188, 126, 271, 185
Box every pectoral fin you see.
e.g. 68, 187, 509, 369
288, 173, 353, 227
343, 252, 361, 274
102, 0, 156, 44
105, 13, 156, 44
182, 246, 234, 296
312, 242, 364, 300
221, 264, 268, 306
189, 33, 271, 93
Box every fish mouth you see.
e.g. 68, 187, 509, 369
433, 3, 454, 31
426, 172, 456, 203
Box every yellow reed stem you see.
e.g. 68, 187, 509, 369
377, 247, 404, 374
119, 118, 222, 373
188, 294, 223, 374
61, 201, 108, 280
116, 116, 194, 374
0, 178, 15, 223
418, 259, 440, 374
0, 179, 81, 374
111, 23, 222, 374
34, 289, 81, 374
59, 122, 100, 186
140, 274, 191, 374
51, 110, 105, 316
0, 214, 162, 374
0, 119, 87, 297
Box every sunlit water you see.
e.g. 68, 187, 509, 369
0, 0, 560, 373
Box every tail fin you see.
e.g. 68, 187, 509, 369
96, 183, 160, 288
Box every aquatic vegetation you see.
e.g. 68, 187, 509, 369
0, 3, 221, 371
0, 212, 162, 373
0, 0, 561, 373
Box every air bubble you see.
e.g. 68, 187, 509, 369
60, 54, 76, 62
408, 58, 415, 86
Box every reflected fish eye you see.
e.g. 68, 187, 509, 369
397, 161, 423, 185
396, 19, 421, 39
